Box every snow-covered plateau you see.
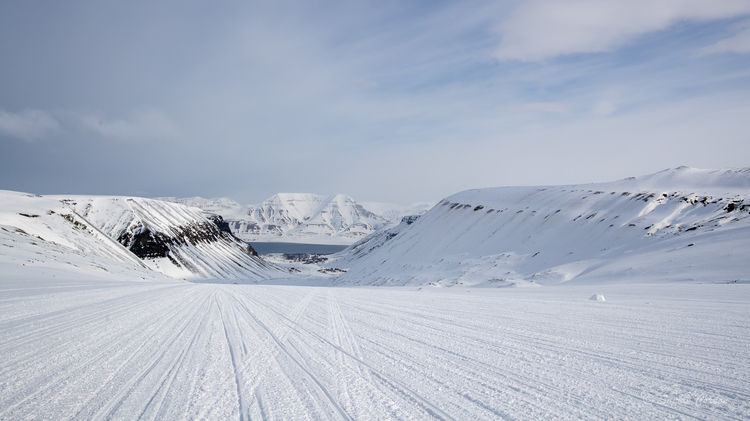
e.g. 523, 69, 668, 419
330, 166, 750, 287
1, 167, 749, 420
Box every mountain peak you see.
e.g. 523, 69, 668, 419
161, 193, 425, 245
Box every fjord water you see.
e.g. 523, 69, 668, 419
249, 242, 349, 254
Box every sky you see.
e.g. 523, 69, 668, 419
1, 0, 749, 205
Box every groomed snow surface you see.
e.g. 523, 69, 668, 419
1, 278, 749, 420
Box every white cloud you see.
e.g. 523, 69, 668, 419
500, 102, 572, 113
80, 108, 179, 140
0, 109, 60, 141
493, 0, 750, 62
695, 26, 750, 56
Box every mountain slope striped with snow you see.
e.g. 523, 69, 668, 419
0, 191, 286, 282
330, 167, 750, 286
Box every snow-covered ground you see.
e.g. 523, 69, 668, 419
1, 278, 748, 420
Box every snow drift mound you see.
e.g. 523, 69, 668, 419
64, 196, 285, 280
330, 167, 750, 286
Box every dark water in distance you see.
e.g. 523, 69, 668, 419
248, 242, 349, 255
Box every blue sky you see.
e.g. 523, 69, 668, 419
1, 0, 749, 204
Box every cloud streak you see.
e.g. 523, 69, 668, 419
696, 24, 750, 56
494, 0, 750, 61
500, 102, 572, 113
79, 108, 179, 141
0, 109, 60, 141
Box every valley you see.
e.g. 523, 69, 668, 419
1, 166, 749, 419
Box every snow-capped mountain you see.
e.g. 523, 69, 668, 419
329, 167, 750, 286
358, 201, 434, 222
160, 193, 400, 244
0, 191, 286, 282
157, 196, 247, 219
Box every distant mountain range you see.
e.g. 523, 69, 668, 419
1, 167, 747, 285
157, 194, 434, 245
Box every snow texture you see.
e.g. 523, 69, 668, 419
0, 280, 748, 420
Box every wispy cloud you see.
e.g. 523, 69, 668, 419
696, 23, 750, 56
0, 109, 60, 141
1, 1, 749, 204
500, 102, 572, 113
493, 0, 750, 61
79, 108, 179, 141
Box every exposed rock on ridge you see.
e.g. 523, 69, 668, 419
66, 196, 284, 280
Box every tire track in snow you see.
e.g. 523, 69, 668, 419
87, 292, 214, 421
339, 292, 747, 418
216, 291, 251, 421
228, 291, 353, 421
136, 294, 215, 420
0, 285, 186, 374
0, 285, 206, 419
254, 293, 456, 421
181, 287, 321, 420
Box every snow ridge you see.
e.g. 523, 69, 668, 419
0, 191, 163, 282
66, 196, 285, 280
330, 167, 750, 287
0, 190, 286, 282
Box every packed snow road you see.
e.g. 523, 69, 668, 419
1, 279, 749, 420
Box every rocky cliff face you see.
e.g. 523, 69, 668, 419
66, 197, 284, 280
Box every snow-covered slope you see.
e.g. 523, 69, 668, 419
161, 193, 392, 244
65, 196, 285, 280
358, 201, 434, 222
0, 191, 165, 282
330, 167, 750, 286
0, 190, 286, 282
157, 196, 247, 219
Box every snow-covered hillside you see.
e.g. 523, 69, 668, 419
0, 190, 286, 282
157, 196, 247, 219
358, 201, 434, 223
0, 191, 165, 282
330, 167, 750, 286
161, 193, 395, 244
